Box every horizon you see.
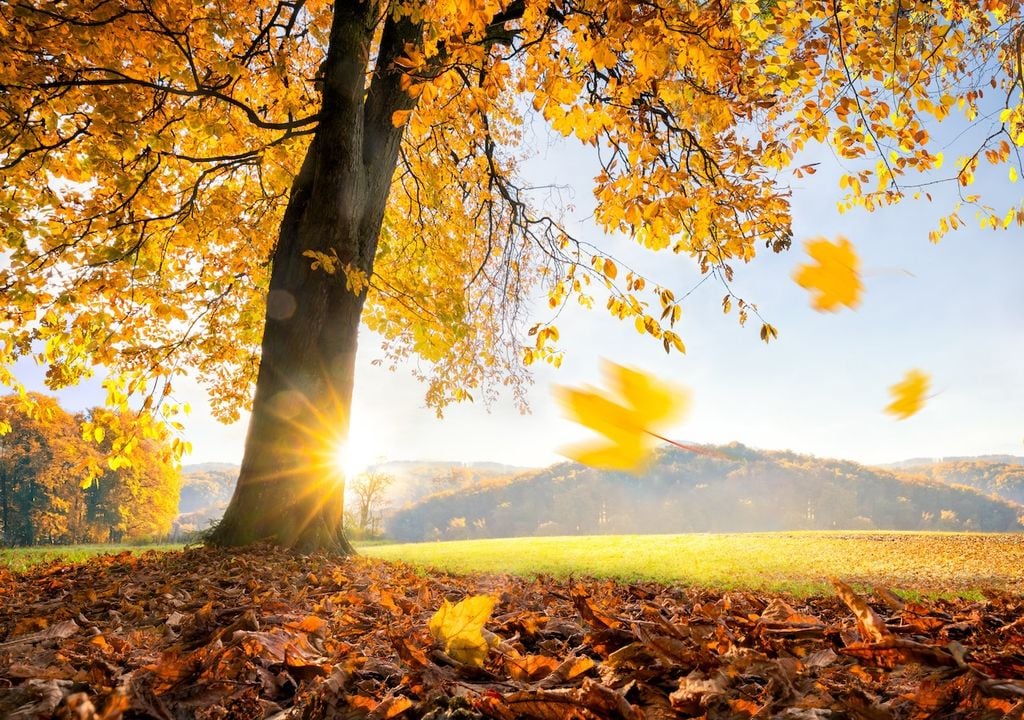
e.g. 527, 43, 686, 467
178, 440, 1024, 473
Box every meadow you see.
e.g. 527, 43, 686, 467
361, 531, 1024, 598
0, 543, 183, 573
3, 532, 1021, 598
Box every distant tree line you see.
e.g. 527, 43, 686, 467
388, 444, 1024, 542
0, 393, 180, 545
900, 461, 1024, 506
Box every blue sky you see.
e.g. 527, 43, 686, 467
14, 128, 1024, 471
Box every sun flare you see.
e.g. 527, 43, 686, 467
332, 439, 369, 480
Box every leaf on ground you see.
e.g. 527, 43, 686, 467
884, 369, 931, 420
840, 639, 958, 669
505, 653, 562, 681
831, 579, 890, 643
793, 236, 863, 312
428, 594, 496, 667
2, 546, 1022, 718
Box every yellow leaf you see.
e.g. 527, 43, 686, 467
792, 236, 863, 312
555, 360, 690, 472
884, 369, 930, 420
611, 362, 681, 425
602, 258, 617, 280
428, 595, 496, 667
391, 110, 412, 127
562, 438, 649, 471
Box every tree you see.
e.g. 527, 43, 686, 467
1, 1, 1021, 550
0, 394, 87, 545
346, 470, 394, 538
83, 407, 182, 542
0, 394, 180, 544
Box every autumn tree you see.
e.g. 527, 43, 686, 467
346, 470, 394, 538
0, 394, 180, 544
83, 407, 182, 542
2, 1, 1021, 550
0, 394, 88, 545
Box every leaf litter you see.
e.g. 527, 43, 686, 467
1, 546, 1022, 719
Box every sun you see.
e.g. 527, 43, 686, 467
332, 439, 370, 480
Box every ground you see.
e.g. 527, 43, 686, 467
362, 533, 1024, 597
1, 544, 1023, 719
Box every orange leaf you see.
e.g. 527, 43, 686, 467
793, 236, 863, 312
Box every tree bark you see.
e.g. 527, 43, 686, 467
210, 2, 421, 553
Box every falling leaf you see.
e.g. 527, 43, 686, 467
793, 236, 863, 312
885, 369, 930, 420
428, 594, 496, 667
555, 360, 690, 471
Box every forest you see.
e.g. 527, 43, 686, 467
0, 394, 180, 545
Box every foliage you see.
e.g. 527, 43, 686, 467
0, 394, 180, 545
386, 444, 1023, 541
899, 459, 1024, 505
2, 545, 1024, 716
1, 0, 1022, 492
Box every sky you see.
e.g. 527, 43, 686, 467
12, 124, 1024, 473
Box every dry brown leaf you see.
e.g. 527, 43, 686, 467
670, 670, 729, 713
505, 652, 562, 682
831, 579, 890, 643
571, 586, 622, 630
2, 544, 1022, 720
840, 639, 958, 669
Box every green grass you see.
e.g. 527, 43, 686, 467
361, 532, 1024, 598
0, 544, 183, 573
4, 533, 1020, 598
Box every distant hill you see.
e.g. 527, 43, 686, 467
364, 460, 532, 507
890, 460, 1024, 506
883, 455, 1024, 469
171, 460, 530, 537
387, 443, 1024, 542
173, 464, 239, 536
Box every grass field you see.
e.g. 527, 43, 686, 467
3, 533, 1021, 598
0, 544, 183, 573
361, 532, 1024, 598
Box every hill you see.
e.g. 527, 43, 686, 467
171, 460, 530, 537
173, 464, 239, 536
883, 454, 1024, 469
892, 459, 1024, 505
387, 443, 1024, 541
363, 460, 531, 507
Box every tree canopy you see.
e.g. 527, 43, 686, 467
1, 0, 1021, 548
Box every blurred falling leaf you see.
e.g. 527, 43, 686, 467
885, 369, 930, 420
793, 236, 863, 312
555, 360, 690, 471
428, 595, 496, 667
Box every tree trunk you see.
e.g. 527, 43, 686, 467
209, 3, 420, 553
